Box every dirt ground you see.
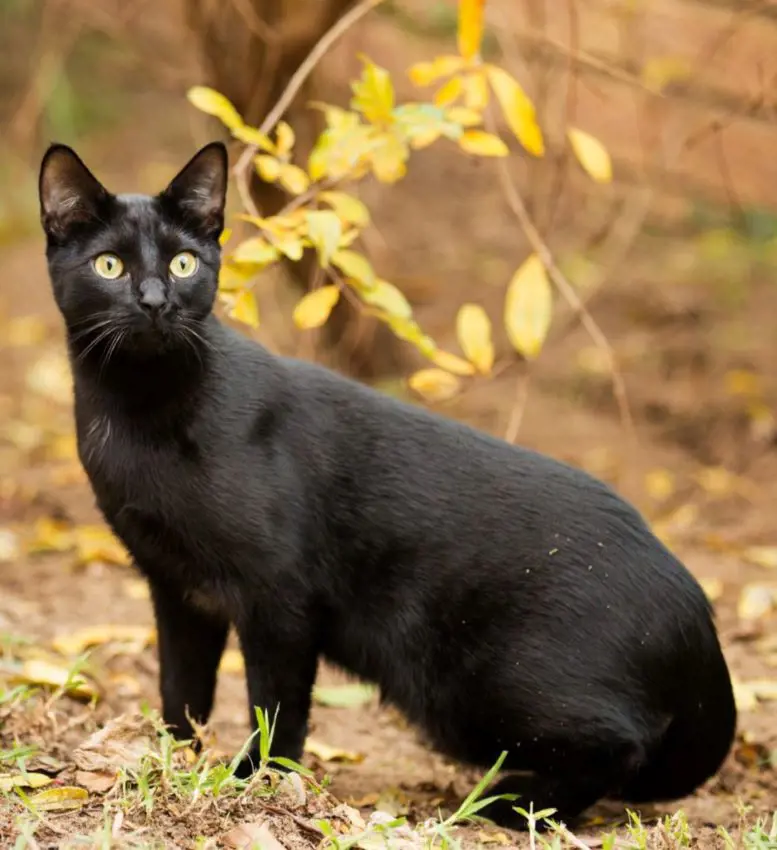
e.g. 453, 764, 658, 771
3, 5, 777, 848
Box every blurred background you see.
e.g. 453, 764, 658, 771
2, 0, 777, 841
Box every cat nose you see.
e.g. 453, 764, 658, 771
138, 279, 167, 315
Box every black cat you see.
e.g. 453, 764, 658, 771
39, 141, 736, 829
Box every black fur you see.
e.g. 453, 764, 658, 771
39, 142, 737, 829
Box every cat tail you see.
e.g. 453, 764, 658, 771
620, 638, 737, 803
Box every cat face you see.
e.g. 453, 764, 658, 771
39, 143, 227, 358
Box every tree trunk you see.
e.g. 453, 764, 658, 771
185, 0, 405, 379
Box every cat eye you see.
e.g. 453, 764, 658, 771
93, 254, 124, 280
169, 251, 198, 279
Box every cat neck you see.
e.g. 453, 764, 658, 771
68, 314, 221, 420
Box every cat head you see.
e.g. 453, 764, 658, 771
38, 142, 228, 360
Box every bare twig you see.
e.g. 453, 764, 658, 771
232, 0, 386, 217
504, 369, 531, 444
486, 112, 635, 441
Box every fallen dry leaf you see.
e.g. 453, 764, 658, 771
73, 715, 156, 773
477, 829, 512, 845
219, 648, 245, 674
223, 819, 285, 850
29, 786, 88, 812
737, 584, 777, 622
10, 658, 97, 701
743, 546, 777, 570
52, 625, 154, 657
312, 683, 376, 708
0, 529, 20, 563
699, 577, 724, 603
304, 737, 365, 764
0, 772, 52, 792
75, 769, 118, 793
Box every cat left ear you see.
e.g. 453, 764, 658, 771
39, 145, 110, 240
161, 142, 228, 238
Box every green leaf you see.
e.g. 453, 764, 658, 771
187, 86, 243, 131
312, 683, 377, 708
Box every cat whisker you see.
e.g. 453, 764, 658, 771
75, 325, 118, 363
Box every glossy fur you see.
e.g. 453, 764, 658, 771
39, 142, 737, 828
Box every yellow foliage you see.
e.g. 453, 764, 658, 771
457, 0, 486, 61
486, 66, 544, 157
293, 286, 341, 330
226, 290, 260, 329
456, 303, 494, 374
408, 369, 461, 402
568, 128, 613, 184
504, 254, 553, 360
458, 130, 508, 157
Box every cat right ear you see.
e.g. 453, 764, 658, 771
39, 145, 109, 240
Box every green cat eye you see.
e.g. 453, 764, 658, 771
169, 251, 198, 279
93, 253, 124, 280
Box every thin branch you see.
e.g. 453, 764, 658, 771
486, 118, 635, 441
504, 369, 531, 444
232, 0, 386, 217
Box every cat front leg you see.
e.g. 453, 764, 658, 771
233, 607, 319, 775
147, 577, 230, 743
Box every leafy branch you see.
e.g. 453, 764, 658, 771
187, 0, 621, 424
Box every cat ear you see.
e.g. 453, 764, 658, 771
160, 142, 228, 238
39, 145, 110, 240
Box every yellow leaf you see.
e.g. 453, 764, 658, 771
12, 659, 97, 701
292, 286, 341, 330
29, 786, 88, 812
644, 469, 675, 501
52, 625, 154, 657
435, 76, 463, 107
429, 349, 476, 377
744, 547, 777, 570
275, 121, 295, 157
187, 86, 243, 131
231, 237, 280, 267
304, 738, 365, 764
320, 191, 370, 227
737, 584, 777, 622
273, 236, 305, 262
504, 254, 553, 360
255, 155, 282, 183
370, 135, 408, 183
219, 648, 245, 674
485, 65, 544, 157
219, 227, 232, 248
446, 106, 482, 127
725, 369, 761, 398
568, 128, 613, 184
408, 55, 466, 86
313, 683, 376, 707
227, 290, 260, 329
359, 279, 412, 320
305, 211, 342, 268
408, 128, 442, 150
699, 577, 724, 603
641, 56, 693, 94
458, 130, 508, 157
231, 124, 275, 153
462, 71, 490, 110
456, 303, 494, 374
0, 773, 52, 792
73, 526, 130, 567
351, 56, 394, 124
333, 249, 376, 290
408, 369, 461, 402
278, 164, 310, 195
458, 0, 486, 60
